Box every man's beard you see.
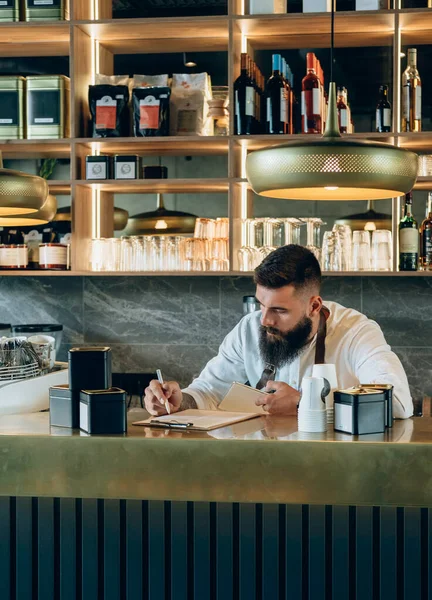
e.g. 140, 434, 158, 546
259, 315, 313, 369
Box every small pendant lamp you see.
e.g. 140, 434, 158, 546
246, 3, 418, 201
0, 194, 57, 227
125, 194, 196, 236
0, 153, 48, 215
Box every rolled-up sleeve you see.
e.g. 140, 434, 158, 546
349, 321, 413, 419
182, 318, 248, 410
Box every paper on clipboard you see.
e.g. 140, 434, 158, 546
218, 382, 267, 414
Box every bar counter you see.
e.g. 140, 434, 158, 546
1, 408, 431, 600
0, 408, 428, 507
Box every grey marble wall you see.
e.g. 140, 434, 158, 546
1, 275, 431, 401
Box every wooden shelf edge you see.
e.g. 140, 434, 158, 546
1, 270, 431, 277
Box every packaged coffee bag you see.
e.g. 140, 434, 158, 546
89, 84, 130, 138
170, 73, 213, 136
132, 74, 169, 88
133, 86, 170, 137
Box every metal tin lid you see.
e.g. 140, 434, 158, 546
49, 384, 78, 400
14, 324, 63, 333
0, 76, 25, 82
26, 75, 70, 81
69, 347, 110, 353
80, 388, 126, 403
114, 155, 140, 162
86, 155, 111, 162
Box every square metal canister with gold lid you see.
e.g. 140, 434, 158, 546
22, 0, 69, 21
0, 76, 25, 139
0, 0, 19, 21
26, 75, 70, 139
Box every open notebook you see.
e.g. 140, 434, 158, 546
133, 382, 268, 431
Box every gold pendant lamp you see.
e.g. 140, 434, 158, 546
246, 3, 418, 201
0, 152, 48, 215
0, 194, 57, 227
125, 194, 196, 236
54, 206, 130, 232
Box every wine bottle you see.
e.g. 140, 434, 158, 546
399, 192, 419, 271
376, 85, 391, 133
301, 53, 321, 134
266, 54, 285, 135
337, 86, 348, 134
234, 53, 255, 135
402, 48, 421, 133
421, 192, 432, 271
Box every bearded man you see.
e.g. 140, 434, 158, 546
144, 245, 413, 419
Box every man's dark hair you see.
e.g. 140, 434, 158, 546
254, 244, 322, 291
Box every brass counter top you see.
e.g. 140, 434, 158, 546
0, 409, 430, 506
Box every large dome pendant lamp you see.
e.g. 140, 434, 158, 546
246, 1, 418, 201
0, 153, 48, 215
0, 194, 57, 227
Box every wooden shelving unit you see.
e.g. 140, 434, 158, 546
1, 3, 432, 276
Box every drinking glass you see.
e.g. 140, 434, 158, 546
372, 230, 392, 271
210, 238, 229, 271
182, 238, 209, 271
194, 218, 216, 240
282, 218, 302, 245
333, 224, 352, 270
352, 231, 371, 271
120, 236, 134, 271
108, 238, 122, 271
321, 231, 342, 271
90, 238, 107, 272
215, 217, 229, 239
303, 218, 324, 261
238, 218, 254, 271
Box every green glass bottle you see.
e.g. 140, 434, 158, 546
399, 192, 419, 271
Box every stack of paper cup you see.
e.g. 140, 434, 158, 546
312, 364, 338, 424
298, 376, 327, 433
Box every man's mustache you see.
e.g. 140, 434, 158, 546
264, 326, 282, 336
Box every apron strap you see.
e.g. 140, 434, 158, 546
314, 306, 329, 365
256, 305, 330, 388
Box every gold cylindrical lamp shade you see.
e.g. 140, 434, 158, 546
246, 139, 419, 201
0, 169, 48, 215
0, 194, 57, 226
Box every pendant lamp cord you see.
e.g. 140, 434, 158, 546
330, 0, 335, 82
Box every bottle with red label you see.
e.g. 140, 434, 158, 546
337, 86, 349, 134
301, 53, 322, 134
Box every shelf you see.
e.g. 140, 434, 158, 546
76, 178, 230, 193
234, 132, 395, 150
77, 16, 229, 53
77, 136, 229, 156
397, 132, 432, 153
234, 10, 394, 48
0, 22, 70, 57
1, 270, 432, 277
414, 176, 432, 190
0, 139, 71, 159
400, 8, 432, 44
47, 181, 71, 194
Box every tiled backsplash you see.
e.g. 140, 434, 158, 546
1, 275, 430, 402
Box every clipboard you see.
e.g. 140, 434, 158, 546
133, 409, 262, 431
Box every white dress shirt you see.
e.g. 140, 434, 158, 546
182, 301, 413, 419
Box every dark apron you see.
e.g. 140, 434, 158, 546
256, 306, 329, 390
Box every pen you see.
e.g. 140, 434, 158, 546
156, 368, 171, 415
151, 421, 193, 429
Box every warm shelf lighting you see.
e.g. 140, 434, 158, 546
0, 194, 57, 226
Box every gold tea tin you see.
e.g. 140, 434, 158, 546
0, 0, 19, 21
26, 75, 70, 139
0, 76, 25, 139
22, 0, 69, 21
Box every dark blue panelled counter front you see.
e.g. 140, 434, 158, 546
0, 409, 430, 600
